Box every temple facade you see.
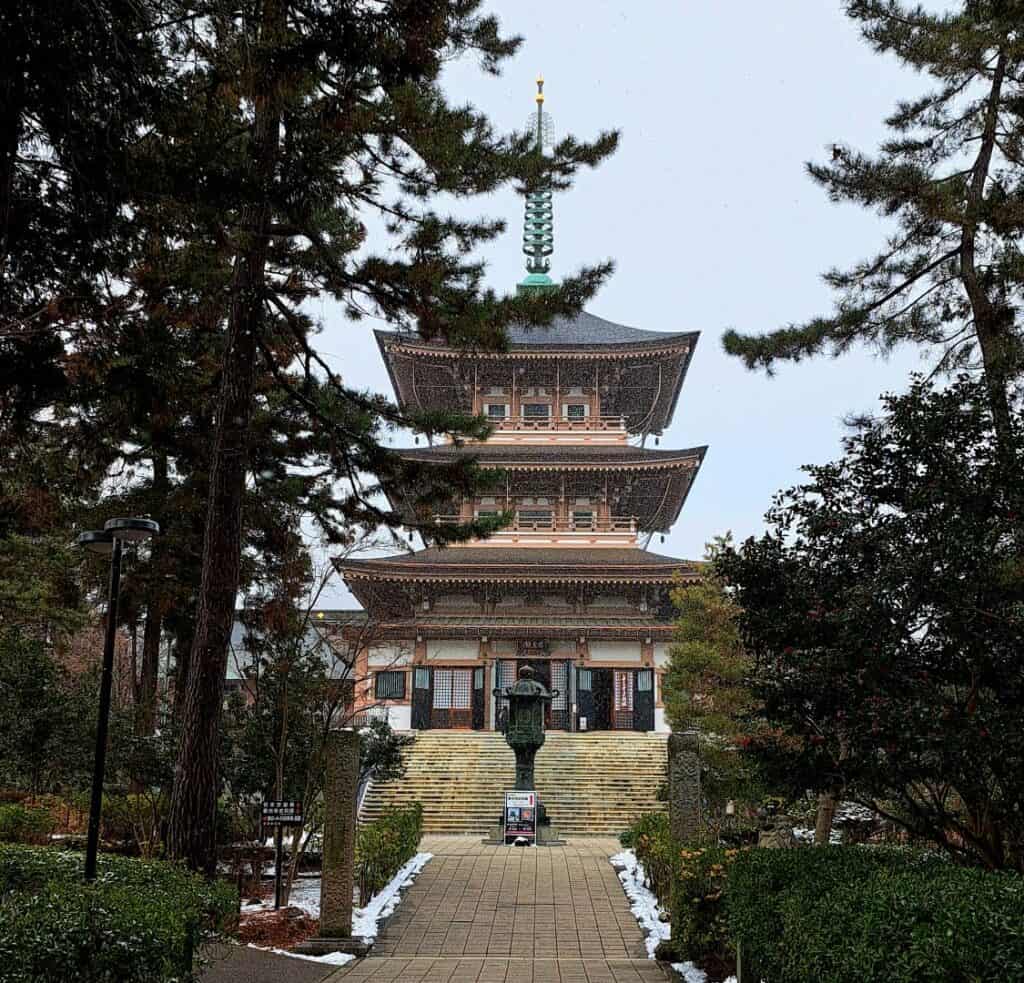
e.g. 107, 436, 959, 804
333, 81, 706, 734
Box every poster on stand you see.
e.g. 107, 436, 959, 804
504, 791, 537, 844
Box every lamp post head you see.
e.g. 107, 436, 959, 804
104, 517, 160, 542
75, 530, 115, 555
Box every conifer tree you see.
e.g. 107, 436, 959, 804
145, 1, 617, 872
724, 1, 1024, 437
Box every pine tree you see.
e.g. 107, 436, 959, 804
723, 1, 1024, 437
146, 1, 617, 872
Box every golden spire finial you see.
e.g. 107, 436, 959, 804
536, 75, 544, 104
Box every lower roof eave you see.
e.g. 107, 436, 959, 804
339, 621, 676, 641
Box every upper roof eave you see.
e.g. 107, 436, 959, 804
373, 326, 700, 358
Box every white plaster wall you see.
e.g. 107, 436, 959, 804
588, 640, 642, 663
387, 705, 412, 731
367, 644, 413, 668
425, 639, 480, 661
655, 707, 671, 733
653, 643, 672, 668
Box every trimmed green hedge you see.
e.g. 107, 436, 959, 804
355, 802, 423, 905
0, 844, 237, 982
728, 847, 1024, 983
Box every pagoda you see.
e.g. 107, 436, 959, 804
335, 80, 705, 734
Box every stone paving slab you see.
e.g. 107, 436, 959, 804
200, 942, 339, 983
325, 836, 666, 983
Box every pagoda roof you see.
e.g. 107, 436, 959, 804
393, 443, 706, 470
337, 546, 699, 585
375, 315, 696, 355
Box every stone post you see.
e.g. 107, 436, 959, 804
668, 730, 701, 843
295, 728, 368, 956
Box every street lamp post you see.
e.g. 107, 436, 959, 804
76, 517, 160, 882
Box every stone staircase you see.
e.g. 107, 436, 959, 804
360, 730, 668, 836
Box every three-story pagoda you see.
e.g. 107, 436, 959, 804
335, 81, 705, 734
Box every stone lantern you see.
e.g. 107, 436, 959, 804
497, 665, 555, 791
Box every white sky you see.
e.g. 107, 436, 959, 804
311, 0, 951, 608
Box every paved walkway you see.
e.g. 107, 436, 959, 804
203, 836, 667, 983
328, 835, 665, 983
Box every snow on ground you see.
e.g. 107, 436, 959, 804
246, 944, 355, 967
239, 849, 432, 968
352, 852, 433, 940
610, 849, 737, 983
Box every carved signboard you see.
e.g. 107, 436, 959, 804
517, 639, 549, 657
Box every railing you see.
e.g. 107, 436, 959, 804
489, 414, 628, 432
435, 514, 638, 534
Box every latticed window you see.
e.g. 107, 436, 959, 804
433, 669, 472, 709
486, 403, 507, 419
522, 403, 550, 418
433, 669, 452, 708
498, 661, 516, 689
565, 403, 587, 420
374, 671, 405, 700
551, 662, 568, 709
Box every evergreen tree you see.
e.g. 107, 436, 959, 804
723, 1, 1024, 437
143, 1, 617, 872
718, 377, 1024, 871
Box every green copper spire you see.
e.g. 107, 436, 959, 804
519, 75, 555, 292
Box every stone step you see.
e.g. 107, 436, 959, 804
361, 730, 667, 835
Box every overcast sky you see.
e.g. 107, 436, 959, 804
311, 0, 948, 609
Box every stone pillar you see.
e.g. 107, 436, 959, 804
320, 728, 360, 939
668, 730, 701, 843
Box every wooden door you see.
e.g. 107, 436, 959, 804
411, 667, 432, 730
634, 669, 654, 732
431, 668, 473, 729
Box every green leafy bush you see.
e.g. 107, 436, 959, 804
669, 844, 744, 967
0, 804, 54, 845
0, 844, 237, 982
623, 812, 742, 967
355, 802, 423, 905
625, 812, 675, 907
728, 847, 1024, 983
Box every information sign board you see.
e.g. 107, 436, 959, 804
262, 800, 303, 827
503, 790, 537, 844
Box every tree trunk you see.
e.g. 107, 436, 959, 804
136, 455, 169, 736
167, 2, 284, 875
814, 790, 839, 846
959, 50, 1016, 444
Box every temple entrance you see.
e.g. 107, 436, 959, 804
494, 658, 571, 731
411, 666, 485, 730
577, 668, 655, 732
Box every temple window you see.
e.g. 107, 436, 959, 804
564, 403, 588, 420
522, 402, 551, 419
374, 670, 406, 700
485, 402, 508, 419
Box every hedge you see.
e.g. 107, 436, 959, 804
728, 847, 1024, 983
0, 844, 237, 983
355, 802, 423, 905
623, 812, 743, 967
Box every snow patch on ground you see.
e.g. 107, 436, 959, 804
241, 850, 433, 962
610, 849, 736, 983
246, 944, 355, 967
792, 826, 841, 845
352, 851, 433, 940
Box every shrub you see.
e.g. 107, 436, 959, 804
355, 802, 423, 905
670, 844, 745, 967
728, 847, 1024, 983
623, 812, 743, 968
0, 844, 237, 982
0, 804, 55, 845
625, 812, 675, 908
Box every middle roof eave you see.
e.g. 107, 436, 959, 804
392, 443, 708, 469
